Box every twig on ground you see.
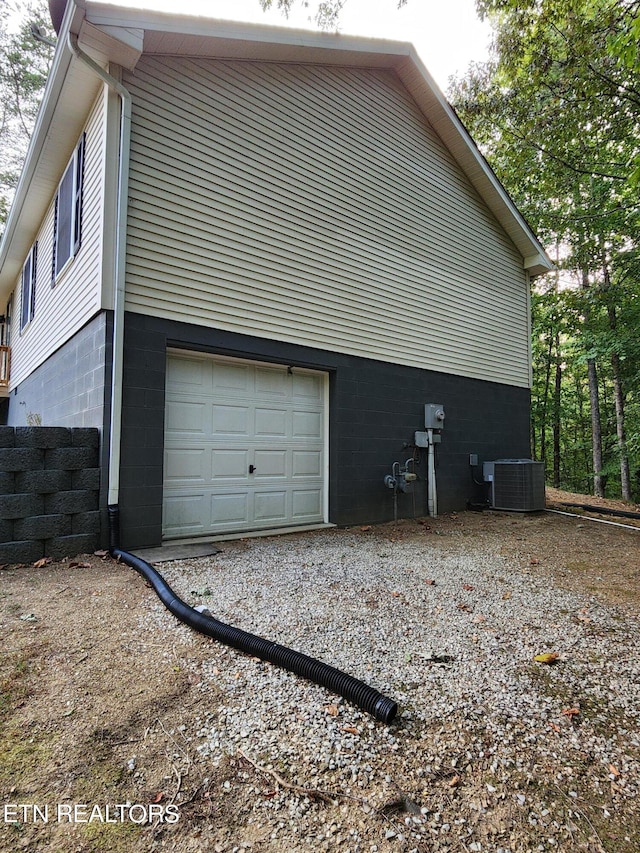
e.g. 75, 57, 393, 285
238, 750, 335, 803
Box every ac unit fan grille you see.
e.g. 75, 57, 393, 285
491, 461, 545, 511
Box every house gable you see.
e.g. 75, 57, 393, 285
124, 56, 530, 386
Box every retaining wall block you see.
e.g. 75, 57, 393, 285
45, 534, 98, 561
14, 514, 72, 541
15, 470, 72, 495
0, 447, 45, 472
2, 494, 45, 520
44, 490, 98, 515
0, 519, 14, 544
0, 427, 15, 448
15, 427, 71, 448
71, 428, 100, 448
0, 471, 15, 494
71, 468, 100, 490
0, 540, 45, 565
71, 511, 101, 535
44, 447, 98, 471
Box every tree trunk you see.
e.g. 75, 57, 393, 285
581, 268, 605, 497
587, 357, 605, 497
553, 330, 562, 488
611, 354, 631, 499
601, 254, 632, 501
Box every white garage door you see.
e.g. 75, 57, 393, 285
163, 352, 328, 539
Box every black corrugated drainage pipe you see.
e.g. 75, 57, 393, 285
557, 501, 640, 520
108, 507, 397, 724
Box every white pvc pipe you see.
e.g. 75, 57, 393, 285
67, 35, 131, 507
427, 428, 437, 517
545, 508, 640, 532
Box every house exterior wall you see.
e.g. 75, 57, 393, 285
7, 89, 108, 391
5, 313, 110, 430
122, 57, 531, 388
118, 313, 531, 549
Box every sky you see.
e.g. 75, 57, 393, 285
99, 0, 493, 91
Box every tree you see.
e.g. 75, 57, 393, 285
451, 0, 640, 499
259, 0, 407, 29
0, 0, 54, 235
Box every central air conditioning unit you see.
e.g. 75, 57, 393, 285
483, 459, 545, 511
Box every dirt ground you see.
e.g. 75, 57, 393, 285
0, 488, 639, 853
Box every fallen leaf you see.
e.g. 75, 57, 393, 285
150, 792, 164, 804
609, 764, 621, 777
463, 584, 475, 591
424, 578, 436, 585
342, 726, 359, 735
33, 558, 51, 568
502, 591, 512, 600
457, 603, 472, 612
530, 558, 541, 565
326, 704, 339, 717
472, 614, 486, 623
561, 707, 580, 719
359, 526, 372, 532
534, 652, 559, 664
448, 775, 461, 787
94, 549, 109, 557
549, 722, 561, 733
392, 591, 401, 597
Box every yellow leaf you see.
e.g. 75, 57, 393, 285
534, 652, 559, 664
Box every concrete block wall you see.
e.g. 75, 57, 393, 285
0, 427, 101, 564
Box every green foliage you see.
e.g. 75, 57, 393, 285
258, 0, 407, 29
0, 0, 55, 237
452, 0, 640, 499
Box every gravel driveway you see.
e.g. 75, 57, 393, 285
141, 515, 640, 853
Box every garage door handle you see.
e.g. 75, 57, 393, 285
249, 465, 256, 474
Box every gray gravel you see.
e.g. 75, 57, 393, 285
144, 524, 640, 853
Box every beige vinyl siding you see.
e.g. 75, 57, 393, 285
9, 90, 107, 389
124, 58, 530, 387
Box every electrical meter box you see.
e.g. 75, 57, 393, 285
424, 403, 445, 430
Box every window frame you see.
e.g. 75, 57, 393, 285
52, 133, 85, 282
20, 242, 38, 332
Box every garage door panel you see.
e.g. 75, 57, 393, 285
164, 353, 326, 538
254, 489, 287, 522
255, 367, 289, 397
255, 407, 288, 437
166, 400, 207, 435
293, 372, 323, 401
166, 355, 208, 390
212, 361, 251, 393
292, 489, 323, 518
212, 404, 250, 435
253, 449, 287, 478
292, 450, 322, 477
165, 448, 206, 483
210, 492, 249, 525
293, 410, 323, 439
164, 493, 207, 536
212, 449, 249, 479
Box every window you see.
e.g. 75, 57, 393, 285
52, 133, 85, 280
20, 243, 38, 331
